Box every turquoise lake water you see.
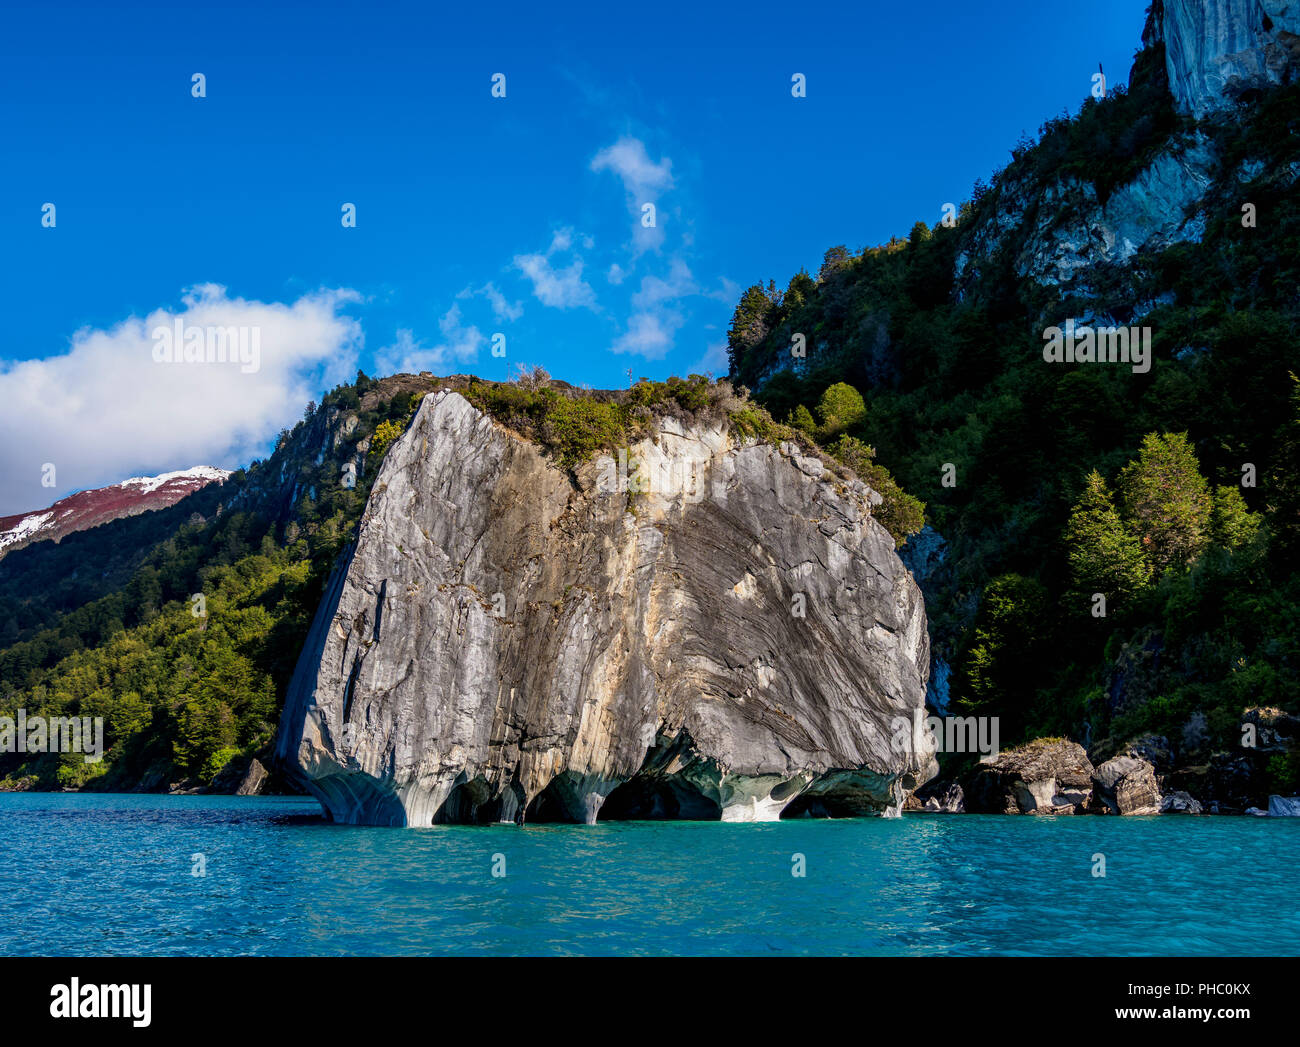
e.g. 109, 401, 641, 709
1, 793, 1296, 956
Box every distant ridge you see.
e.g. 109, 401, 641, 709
0, 466, 230, 560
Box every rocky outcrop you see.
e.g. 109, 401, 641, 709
1092, 754, 1163, 814
207, 753, 272, 796
963, 739, 1095, 814
922, 782, 965, 813
276, 390, 934, 825
1242, 706, 1300, 751
1150, 0, 1300, 117
235, 759, 269, 796
955, 135, 1216, 290
1268, 795, 1300, 816
1161, 789, 1204, 814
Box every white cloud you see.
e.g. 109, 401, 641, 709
590, 136, 674, 199
375, 304, 484, 376
609, 309, 684, 360
592, 136, 675, 256
512, 230, 598, 311
0, 284, 361, 515
631, 258, 697, 308
606, 260, 708, 361
607, 263, 626, 286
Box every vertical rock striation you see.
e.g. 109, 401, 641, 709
275, 390, 934, 825
1155, 0, 1300, 117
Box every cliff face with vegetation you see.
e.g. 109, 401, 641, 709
0, 374, 427, 791
4, 0, 1296, 815
276, 388, 933, 825
725, 0, 1300, 808
0, 371, 929, 806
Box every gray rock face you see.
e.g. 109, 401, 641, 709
954, 0, 1300, 292
963, 740, 1095, 814
1092, 755, 1163, 815
1161, 789, 1204, 814
1268, 794, 1300, 816
922, 783, 965, 813
1156, 0, 1300, 117
235, 758, 269, 797
275, 391, 934, 825
955, 135, 1216, 290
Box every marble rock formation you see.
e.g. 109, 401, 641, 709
276, 390, 934, 825
963, 739, 1096, 815
1092, 754, 1163, 815
1154, 0, 1300, 118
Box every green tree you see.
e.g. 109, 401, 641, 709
369, 419, 404, 462
784, 269, 816, 311
827, 435, 925, 545
726, 284, 777, 373
818, 245, 851, 283
815, 382, 867, 439
173, 694, 237, 777
1210, 484, 1261, 551
1064, 470, 1151, 607
787, 404, 817, 437
1117, 432, 1212, 576
957, 574, 1050, 739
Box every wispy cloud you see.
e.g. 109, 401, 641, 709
631, 258, 697, 308
609, 259, 733, 362
591, 136, 674, 256
591, 136, 674, 199
458, 281, 523, 323
512, 227, 599, 310
375, 303, 484, 375
609, 308, 683, 359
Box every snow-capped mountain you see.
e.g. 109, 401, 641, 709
0, 466, 230, 561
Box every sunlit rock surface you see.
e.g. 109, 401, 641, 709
276, 390, 934, 825
963, 739, 1096, 815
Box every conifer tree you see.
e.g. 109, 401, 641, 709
1117, 432, 1212, 575
1209, 484, 1261, 551
1064, 470, 1151, 605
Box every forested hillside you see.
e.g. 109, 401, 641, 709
0, 374, 426, 790
726, 36, 1300, 795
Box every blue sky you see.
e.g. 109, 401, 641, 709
0, 0, 1151, 513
